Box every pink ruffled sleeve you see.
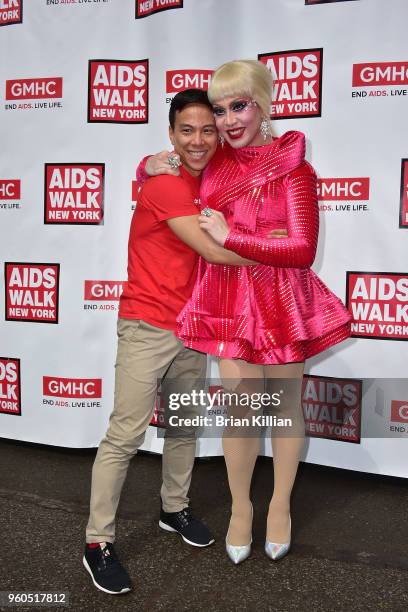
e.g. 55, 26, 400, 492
224, 162, 319, 268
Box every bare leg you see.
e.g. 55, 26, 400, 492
264, 362, 305, 544
219, 358, 263, 546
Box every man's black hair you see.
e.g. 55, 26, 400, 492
169, 88, 212, 129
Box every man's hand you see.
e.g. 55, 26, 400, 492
145, 151, 182, 177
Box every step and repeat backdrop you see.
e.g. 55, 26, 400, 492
1, 0, 407, 477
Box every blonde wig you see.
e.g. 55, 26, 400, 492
208, 60, 273, 118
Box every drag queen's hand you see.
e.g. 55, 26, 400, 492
199, 213, 288, 246
145, 150, 181, 176
198, 210, 230, 246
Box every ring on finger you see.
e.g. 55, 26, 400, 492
168, 154, 181, 169
201, 207, 213, 217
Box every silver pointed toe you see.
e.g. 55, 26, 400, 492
264, 540, 290, 561
225, 537, 252, 565
226, 503, 253, 564
265, 516, 291, 561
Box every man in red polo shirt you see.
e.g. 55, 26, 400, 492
83, 90, 256, 595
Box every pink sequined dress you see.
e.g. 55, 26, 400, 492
176, 130, 351, 364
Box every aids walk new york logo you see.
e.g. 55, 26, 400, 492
165, 69, 213, 104
302, 375, 362, 443
352, 60, 408, 101
83, 280, 124, 311
258, 48, 323, 119
0, 179, 21, 210
88, 59, 149, 123
5, 76, 63, 111
5, 263, 60, 323
318, 177, 370, 213
0, 358, 21, 415
136, 0, 182, 19
346, 272, 408, 340
400, 159, 408, 229
0, 0, 22, 26
44, 164, 105, 225
42, 376, 102, 410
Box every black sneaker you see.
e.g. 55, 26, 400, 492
83, 542, 131, 595
159, 507, 215, 547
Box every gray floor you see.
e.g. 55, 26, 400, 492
0, 438, 407, 612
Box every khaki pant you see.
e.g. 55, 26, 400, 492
86, 318, 207, 543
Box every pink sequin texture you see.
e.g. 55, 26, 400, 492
177, 131, 351, 364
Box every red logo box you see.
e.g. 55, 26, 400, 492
88, 59, 149, 124
390, 400, 408, 423
6, 77, 63, 100
5, 262, 60, 323
166, 70, 213, 94
352, 62, 408, 87
136, 0, 183, 19
43, 377, 102, 399
44, 163, 105, 225
346, 271, 408, 340
400, 159, 408, 229
318, 178, 370, 200
302, 375, 362, 443
84, 281, 124, 301
0, 0, 22, 27
0, 180, 20, 200
0, 357, 21, 415
258, 48, 323, 119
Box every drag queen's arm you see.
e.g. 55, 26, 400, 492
136, 146, 227, 184
222, 163, 318, 268
136, 152, 180, 186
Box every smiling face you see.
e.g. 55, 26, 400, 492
169, 103, 218, 176
212, 96, 265, 149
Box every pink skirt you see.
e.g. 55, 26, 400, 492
176, 262, 351, 365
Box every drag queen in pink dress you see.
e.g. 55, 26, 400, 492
143, 60, 351, 564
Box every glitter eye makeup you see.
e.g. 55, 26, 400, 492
231, 99, 257, 113
213, 99, 257, 117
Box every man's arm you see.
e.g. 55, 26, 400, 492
167, 215, 256, 265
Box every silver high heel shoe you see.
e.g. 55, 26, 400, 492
225, 505, 253, 565
265, 515, 291, 561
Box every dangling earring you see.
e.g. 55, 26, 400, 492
218, 134, 225, 147
260, 117, 272, 141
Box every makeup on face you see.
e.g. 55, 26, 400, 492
212, 95, 266, 148
212, 98, 258, 118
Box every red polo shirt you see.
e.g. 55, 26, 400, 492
119, 167, 201, 330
